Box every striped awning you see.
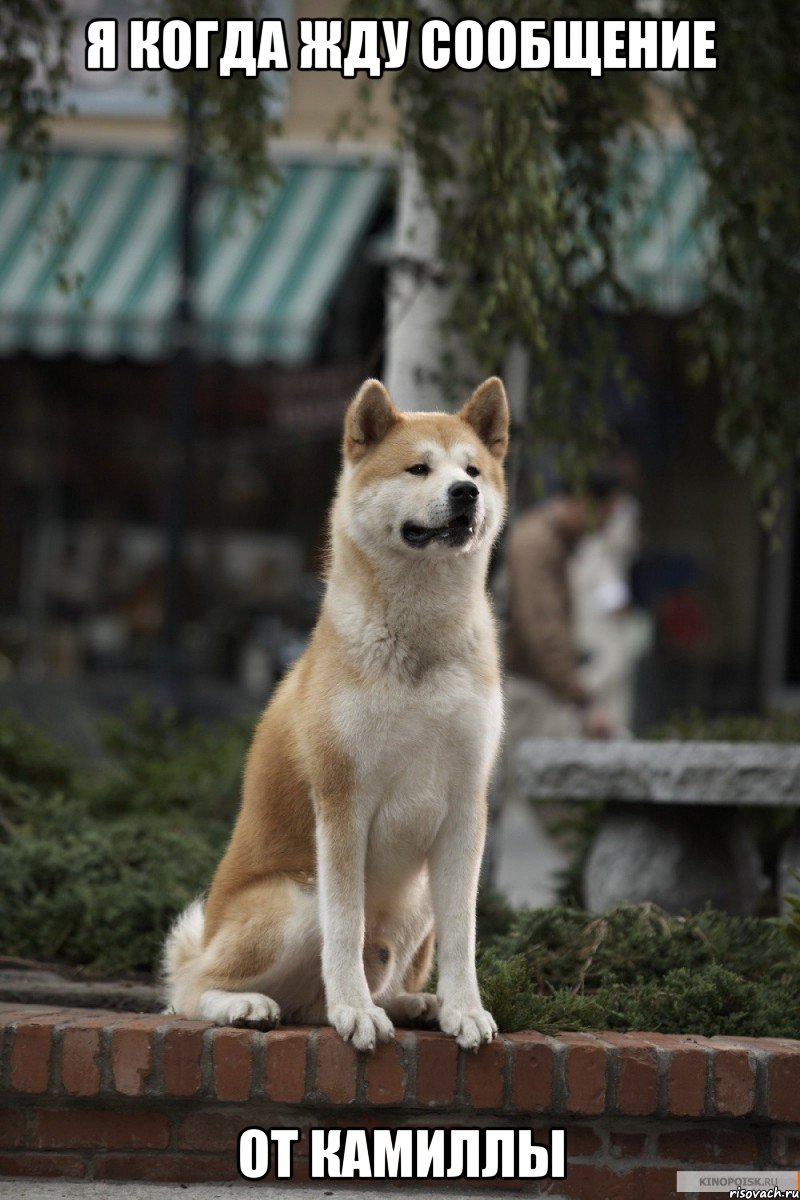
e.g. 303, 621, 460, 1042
0, 152, 389, 364
610, 133, 712, 313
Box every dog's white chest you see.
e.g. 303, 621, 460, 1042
333, 662, 501, 886
335, 661, 497, 777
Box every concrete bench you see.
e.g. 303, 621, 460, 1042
516, 739, 800, 914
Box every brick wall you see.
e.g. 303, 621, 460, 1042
1, 1004, 799, 1197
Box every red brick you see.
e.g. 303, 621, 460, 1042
0, 1006, 65, 1024
314, 1028, 358, 1104
560, 1124, 602, 1156
739, 1036, 800, 1053
177, 1110, 247, 1152
0, 1152, 86, 1178
61, 1012, 120, 1031
335, 1114, 392, 1131
162, 1022, 208, 1097
769, 1048, 800, 1122
111, 1024, 156, 1096
34, 1008, 113, 1017
771, 1129, 800, 1166
460, 1176, 524, 1192
210, 1027, 254, 1102
552, 1162, 640, 1200
94, 1153, 238, 1182
363, 1034, 408, 1105
463, 1036, 505, 1110
712, 1047, 755, 1117
666, 1044, 708, 1118
712, 1035, 786, 1051
642, 1036, 710, 1118
603, 1034, 658, 1116
414, 1032, 458, 1106
60, 1026, 103, 1097
658, 1127, 758, 1165
272, 1154, 312, 1184
264, 1028, 308, 1103
31, 1108, 169, 1151
9, 1016, 63, 1093
641, 1166, 683, 1200
609, 1131, 646, 1159
0, 1106, 25, 1148
508, 1033, 555, 1113
562, 1033, 606, 1116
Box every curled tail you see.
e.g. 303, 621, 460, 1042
162, 898, 205, 1013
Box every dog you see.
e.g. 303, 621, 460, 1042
163, 375, 509, 1051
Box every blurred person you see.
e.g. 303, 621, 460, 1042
489, 468, 628, 908
504, 468, 627, 744
570, 489, 653, 733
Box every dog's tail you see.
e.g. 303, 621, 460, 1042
161, 898, 206, 1014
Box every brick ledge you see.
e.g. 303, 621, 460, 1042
2, 1003, 800, 1193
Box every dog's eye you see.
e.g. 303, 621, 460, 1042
406, 463, 430, 476
466, 465, 480, 478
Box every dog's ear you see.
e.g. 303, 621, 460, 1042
344, 379, 400, 462
459, 377, 509, 460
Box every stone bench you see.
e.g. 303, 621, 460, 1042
516, 740, 800, 914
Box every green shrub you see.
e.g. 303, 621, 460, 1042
475, 903, 800, 1037
90, 697, 248, 820
493, 903, 795, 990
478, 958, 799, 1040
0, 708, 74, 791
0, 811, 226, 974
0, 701, 246, 975
648, 707, 800, 743
785, 873, 800, 954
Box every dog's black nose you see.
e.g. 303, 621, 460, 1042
448, 480, 479, 508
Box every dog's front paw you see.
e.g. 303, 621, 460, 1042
384, 992, 440, 1025
199, 989, 281, 1029
438, 1002, 497, 1050
329, 1003, 394, 1051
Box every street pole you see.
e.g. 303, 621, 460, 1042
160, 84, 202, 715
483, 339, 530, 887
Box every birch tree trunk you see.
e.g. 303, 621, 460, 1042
383, 151, 452, 412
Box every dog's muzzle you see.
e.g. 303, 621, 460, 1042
401, 482, 480, 548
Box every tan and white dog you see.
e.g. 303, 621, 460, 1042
163, 376, 509, 1051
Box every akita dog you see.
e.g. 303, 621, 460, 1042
163, 376, 509, 1051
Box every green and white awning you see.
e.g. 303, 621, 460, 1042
610, 133, 712, 313
0, 136, 708, 363
0, 152, 389, 363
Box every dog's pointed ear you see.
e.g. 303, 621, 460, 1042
459, 377, 509, 460
344, 379, 400, 462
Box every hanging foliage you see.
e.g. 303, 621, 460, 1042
350, 0, 800, 519
162, 0, 281, 196
1, 0, 279, 195
0, 0, 72, 167
666, 0, 800, 528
